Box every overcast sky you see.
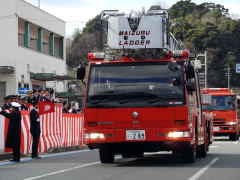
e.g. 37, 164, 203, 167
24, 0, 240, 37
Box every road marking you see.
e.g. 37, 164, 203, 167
0, 149, 95, 166
209, 146, 219, 149
188, 158, 219, 180
22, 156, 121, 180
23, 161, 100, 180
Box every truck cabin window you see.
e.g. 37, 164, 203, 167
86, 63, 185, 108
203, 95, 236, 111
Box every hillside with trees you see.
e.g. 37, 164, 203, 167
67, 0, 240, 88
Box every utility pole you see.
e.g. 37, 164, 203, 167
204, 50, 207, 88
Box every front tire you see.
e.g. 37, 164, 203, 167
229, 133, 239, 141
197, 143, 207, 157
99, 147, 115, 163
182, 145, 196, 163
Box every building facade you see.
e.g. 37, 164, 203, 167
0, 0, 67, 100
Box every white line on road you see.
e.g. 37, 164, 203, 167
187, 158, 219, 180
0, 149, 95, 166
22, 156, 121, 180
209, 146, 220, 149
22, 161, 100, 180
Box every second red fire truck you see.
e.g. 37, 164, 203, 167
203, 88, 239, 140
78, 6, 213, 163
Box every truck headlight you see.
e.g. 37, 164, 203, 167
85, 133, 105, 140
226, 122, 237, 125
168, 131, 190, 138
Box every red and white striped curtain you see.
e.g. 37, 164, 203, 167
0, 105, 84, 154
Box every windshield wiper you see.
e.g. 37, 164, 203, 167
147, 97, 168, 104
147, 97, 182, 104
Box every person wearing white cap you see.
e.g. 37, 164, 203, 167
0, 102, 22, 162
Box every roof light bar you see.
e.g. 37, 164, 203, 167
88, 52, 105, 61
172, 50, 189, 58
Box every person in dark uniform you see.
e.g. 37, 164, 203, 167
49, 89, 54, 102
17, 95, 22, 104
30, 101, 41, 159
2, 96, 11, 111
0, 102, 22, 162
10, 95, 18, 103
42, 90, 50, 102
32, 89, 38, 103
62, 102, 69, 113
20, 97, 29, 111
37, 88, 44, 102
26, 90, 33, 104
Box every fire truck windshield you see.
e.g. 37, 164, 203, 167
86, 62, 185, 108
203, 95, 236, 111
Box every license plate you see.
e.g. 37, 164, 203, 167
126, 130, 145, 140
213, 127, 220, 131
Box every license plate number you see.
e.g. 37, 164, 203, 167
213, 127, 219, 131
126, 130, 145, 140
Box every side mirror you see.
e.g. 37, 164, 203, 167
168, 61, 178, 71
186, 81, 196, 92
77, 64, 86, 80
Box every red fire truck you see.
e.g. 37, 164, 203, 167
78, 6, 212, 163
202, 88, 239, 140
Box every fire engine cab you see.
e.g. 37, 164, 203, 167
203, 88, 239, 140
77, 6, 212, 163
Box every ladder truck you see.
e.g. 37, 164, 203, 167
77, 6, 213, 163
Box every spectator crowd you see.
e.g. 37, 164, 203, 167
1, 88, 81, 114
0, 87, 81, 162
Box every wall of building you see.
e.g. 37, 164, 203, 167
0, 0, 67, 96
0, 0, 18, 95
16, 47, 66, 92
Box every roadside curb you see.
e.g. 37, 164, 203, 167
0, 152, 26, 161
47, 145, 88, 153
0, 145, 88, 161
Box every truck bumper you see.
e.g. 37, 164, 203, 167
84, 128, 193, 152
87, 141, 192, 153
213, 126, 238, 136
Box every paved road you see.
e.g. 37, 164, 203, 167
0, 137, 240, 180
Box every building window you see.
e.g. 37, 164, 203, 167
24, 22, 30, 47
18, 18, 64, 59
18, 83, 29, 88
38, 28, 43, 51
18, 19, 25, 46
42, 30, 50, 54
30, 24, 38, 50
54, 36, 64, 58
49, 33, 55, 56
